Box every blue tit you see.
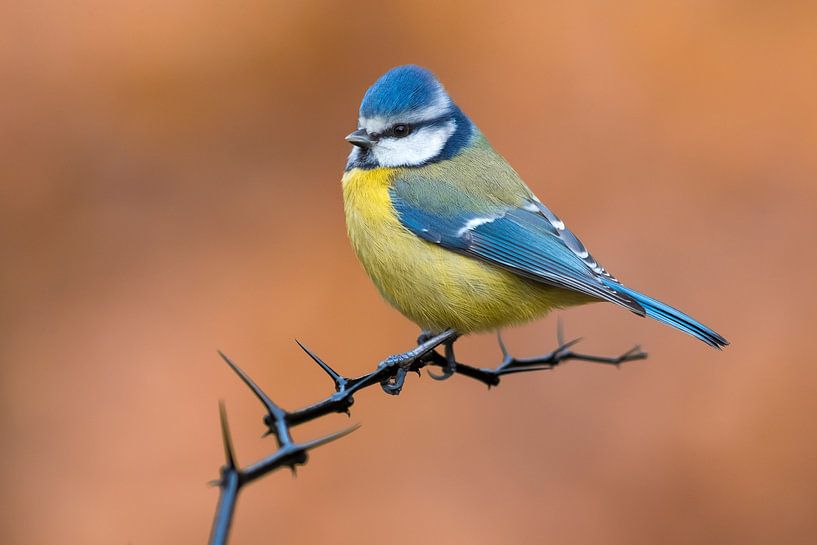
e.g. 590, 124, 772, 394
342, 65, 728, 349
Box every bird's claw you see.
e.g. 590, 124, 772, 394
427, 365, 455, 381
378, 352, 416, 394
377, 330, 459, 395
427, 339, 458, 381
416, 330, 435, 345
380, 367, 408, 395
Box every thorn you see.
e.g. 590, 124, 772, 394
295, 340, 343, 387
497, 330, 510, 359
218, 351, 282, 419
301, 423, 362, 451
625, 345, 643, 357
620, 345, 648, 363
558, 337, 583, 352
218, 401, 237, 470
556, 316, 565, 346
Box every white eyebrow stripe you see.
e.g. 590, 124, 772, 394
359, 117, 389, 134
359, 88, 452, 134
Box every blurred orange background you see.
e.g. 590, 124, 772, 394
2, 1, 816, 544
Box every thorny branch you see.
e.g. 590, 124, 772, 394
209, 323, 647, 545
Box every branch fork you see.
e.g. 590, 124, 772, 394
209, 323, 646, 545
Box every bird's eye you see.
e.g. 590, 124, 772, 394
392, 124, 411, 138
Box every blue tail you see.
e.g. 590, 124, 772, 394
603, 280, 729, 349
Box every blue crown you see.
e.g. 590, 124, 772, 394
360, 65, 445, 119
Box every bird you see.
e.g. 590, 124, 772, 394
341, 65, 728, 368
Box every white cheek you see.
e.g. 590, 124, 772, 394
372, 121, 456, 167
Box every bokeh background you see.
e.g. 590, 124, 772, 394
2, 1, 816, 544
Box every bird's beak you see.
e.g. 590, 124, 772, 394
345, 129, 373, 149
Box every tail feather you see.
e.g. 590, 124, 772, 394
602, 280, 729, 349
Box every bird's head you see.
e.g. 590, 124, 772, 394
346, 65, 473, 170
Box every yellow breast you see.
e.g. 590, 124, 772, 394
342, 167, 586, 333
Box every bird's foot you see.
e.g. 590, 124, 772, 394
416, 330, 435, 345
379, 329, 458, 395
427, 339, 458, 381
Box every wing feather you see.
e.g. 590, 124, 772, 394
390, 187, 645, 315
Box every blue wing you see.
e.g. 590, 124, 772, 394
389, 188, 646, 315
390, 184, 729, 348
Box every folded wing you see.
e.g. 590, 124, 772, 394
390, 182, 646, 316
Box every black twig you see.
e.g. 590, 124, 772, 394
209, 325, 647, 545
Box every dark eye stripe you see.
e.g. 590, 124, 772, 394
374, 114, 451, 139
378, 124, 410, 138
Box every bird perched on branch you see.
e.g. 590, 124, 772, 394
342, 65, 727, 365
